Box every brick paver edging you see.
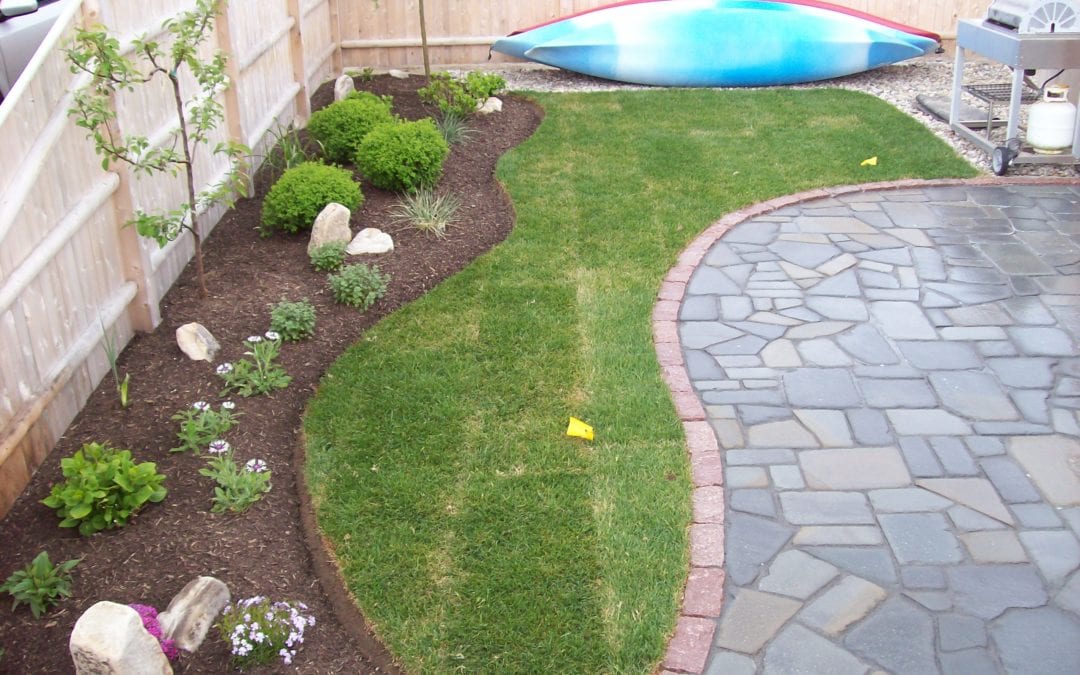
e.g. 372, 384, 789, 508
652, 175, 1079, 674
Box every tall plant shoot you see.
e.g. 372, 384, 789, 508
67, 0, 248, 297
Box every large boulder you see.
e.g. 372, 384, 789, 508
70, 601, 172, 675
159, 576, 230, 653
307, 202, 353, 256
175, 322, 219, 362
348, 227, 394, 255
334, 73, 355, 101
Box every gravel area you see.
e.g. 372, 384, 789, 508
443, 54, 1079, 178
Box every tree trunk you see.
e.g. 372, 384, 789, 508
418, 0, 431, 81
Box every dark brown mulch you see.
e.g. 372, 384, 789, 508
0, 75, 542, 674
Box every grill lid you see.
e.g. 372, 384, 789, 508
987, 0, 1080, 32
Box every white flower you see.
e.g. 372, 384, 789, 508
245, 458, 269, 473
216, 362, 234, 375
222, 401, 236, 410
280, 648, 294, 665
264, 330, 281, 341
209, 439, 230, 454
192, 401, 210, 411
246, 334, 263, 343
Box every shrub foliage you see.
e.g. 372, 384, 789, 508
328, 263, 389, 311
306, 93, 396, 164
354, 119, 449, 193
261, 162, 362, 235
269, 299, 317, 341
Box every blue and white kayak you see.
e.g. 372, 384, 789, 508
491, 0, 940, 87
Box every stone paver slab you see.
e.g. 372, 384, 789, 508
917, 477, 1015, 525
846, 597, 937, 675
799, 575, 887, 636
1008, 435, 1080, 507
714, 589, 801, 654
758, 550, 838, 600
800, 447, 911, 490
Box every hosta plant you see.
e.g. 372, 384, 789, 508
0, 551, 79, 618
41, 443, 167, 536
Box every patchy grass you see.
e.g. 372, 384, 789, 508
304, 88, 975, 673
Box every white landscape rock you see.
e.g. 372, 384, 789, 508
348, 227, 394, 255
70, 601, 172, 675
334, 73, 356, 101
159, 576, 230, 653
175, 322, 219, 362
477, 96, 503, 115
307, 202, 354, 256
388, 69, 410, 79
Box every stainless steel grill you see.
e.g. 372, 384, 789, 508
949, 0, 1080, 174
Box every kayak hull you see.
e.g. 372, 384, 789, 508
491, 0, 940, 87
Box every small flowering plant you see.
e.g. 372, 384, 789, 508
216, 332, 292, 397
129, 604, 179, 661
217, 596, 315, 667
171, 400, 241, 453
198, 440, 271, 513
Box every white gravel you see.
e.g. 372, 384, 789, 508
473, 55, 1079, 178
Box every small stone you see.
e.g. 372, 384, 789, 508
388, 69, 409, 79
348, 227, 394, 255
477, 96, 503, 115
308, 202, 353, 256
70, 601, 172, 674
159, 576, 231, 653
334, 73, 355, 101
175, 322, 219, 362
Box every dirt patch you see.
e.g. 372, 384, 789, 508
0, 75, 542, 674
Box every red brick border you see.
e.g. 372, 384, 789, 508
653, 176, 1077, 673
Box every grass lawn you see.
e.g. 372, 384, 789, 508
303, 88, 977, 673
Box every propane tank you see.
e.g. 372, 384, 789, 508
1027, 85, 1077, 154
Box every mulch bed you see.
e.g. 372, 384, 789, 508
0, 75, 542, 674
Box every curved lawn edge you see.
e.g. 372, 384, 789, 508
653, 175, 1080, 673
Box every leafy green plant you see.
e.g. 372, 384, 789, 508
171, 400, 241, 453
198, 442, 271, 513
435, 112, 475, 146
100, 321, 130, 409
354, 119, 449, 192
216, 332, 292, 397
261, 162, 363, 235
309, 241, 348, 272
328, 264, 389, 311
67, 0, 249, 297
269, 299, 317, 341
0, 551, 80, 619
261, 124, 323, 181
41, 443, 167, 536
357, 67, 375, 82
389, 188, 460, 238
218, 597, 315, 667
464, 71, 506, 100
418, 71, 478, 119
306, 94, 396, 164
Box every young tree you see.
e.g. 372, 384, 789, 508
67, 0, 248, 297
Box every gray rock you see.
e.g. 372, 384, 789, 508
159, 576, 230, 653
725, 514, 792, 586
940, 648, 999, 675
347, 227, 394, 255
175, 322, 220, 362
880, 513, 963, 564
308, 202, 353, 256
758, 550, 838, 599
938, 613, 988, 651
388, 69, 409, 79
846, 597, 937, 675
764, 623, 867, 674
805, 547, 898, 586
991, 608, 1080, 674
70, 601, 172, 674
1019, 530, 1080, 586
948, 565, 1049, 619
333, 73, 355, 101
783, 368, 861, 408
477, 96, 502, 115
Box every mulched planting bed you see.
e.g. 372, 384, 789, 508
0, 74, 542, 674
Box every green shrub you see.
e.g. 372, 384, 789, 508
418, 72, 478, 119
328, 263, 389, 311
354, 119, 449, 193
0, 551, 79, 619
269, 298, 317, 341
465, 71, 506, 100
261, 162, 362, 235
309, 241, 347, 272
306, 93, 395, 163
41, 442, 167, 536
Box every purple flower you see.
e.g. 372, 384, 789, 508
192, 401, 210, 412
245, 458, 268, 473
216, 362, 234, 375
209, 439, 230, 454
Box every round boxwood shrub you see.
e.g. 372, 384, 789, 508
306, 93, 396, 164
354, 118, 450, 193
261, 162, 363, 235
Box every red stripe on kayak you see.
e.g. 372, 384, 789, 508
507, 0, 940, 42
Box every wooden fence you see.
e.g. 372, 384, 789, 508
340, 0, 990, 68
0, 0, 340, 516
